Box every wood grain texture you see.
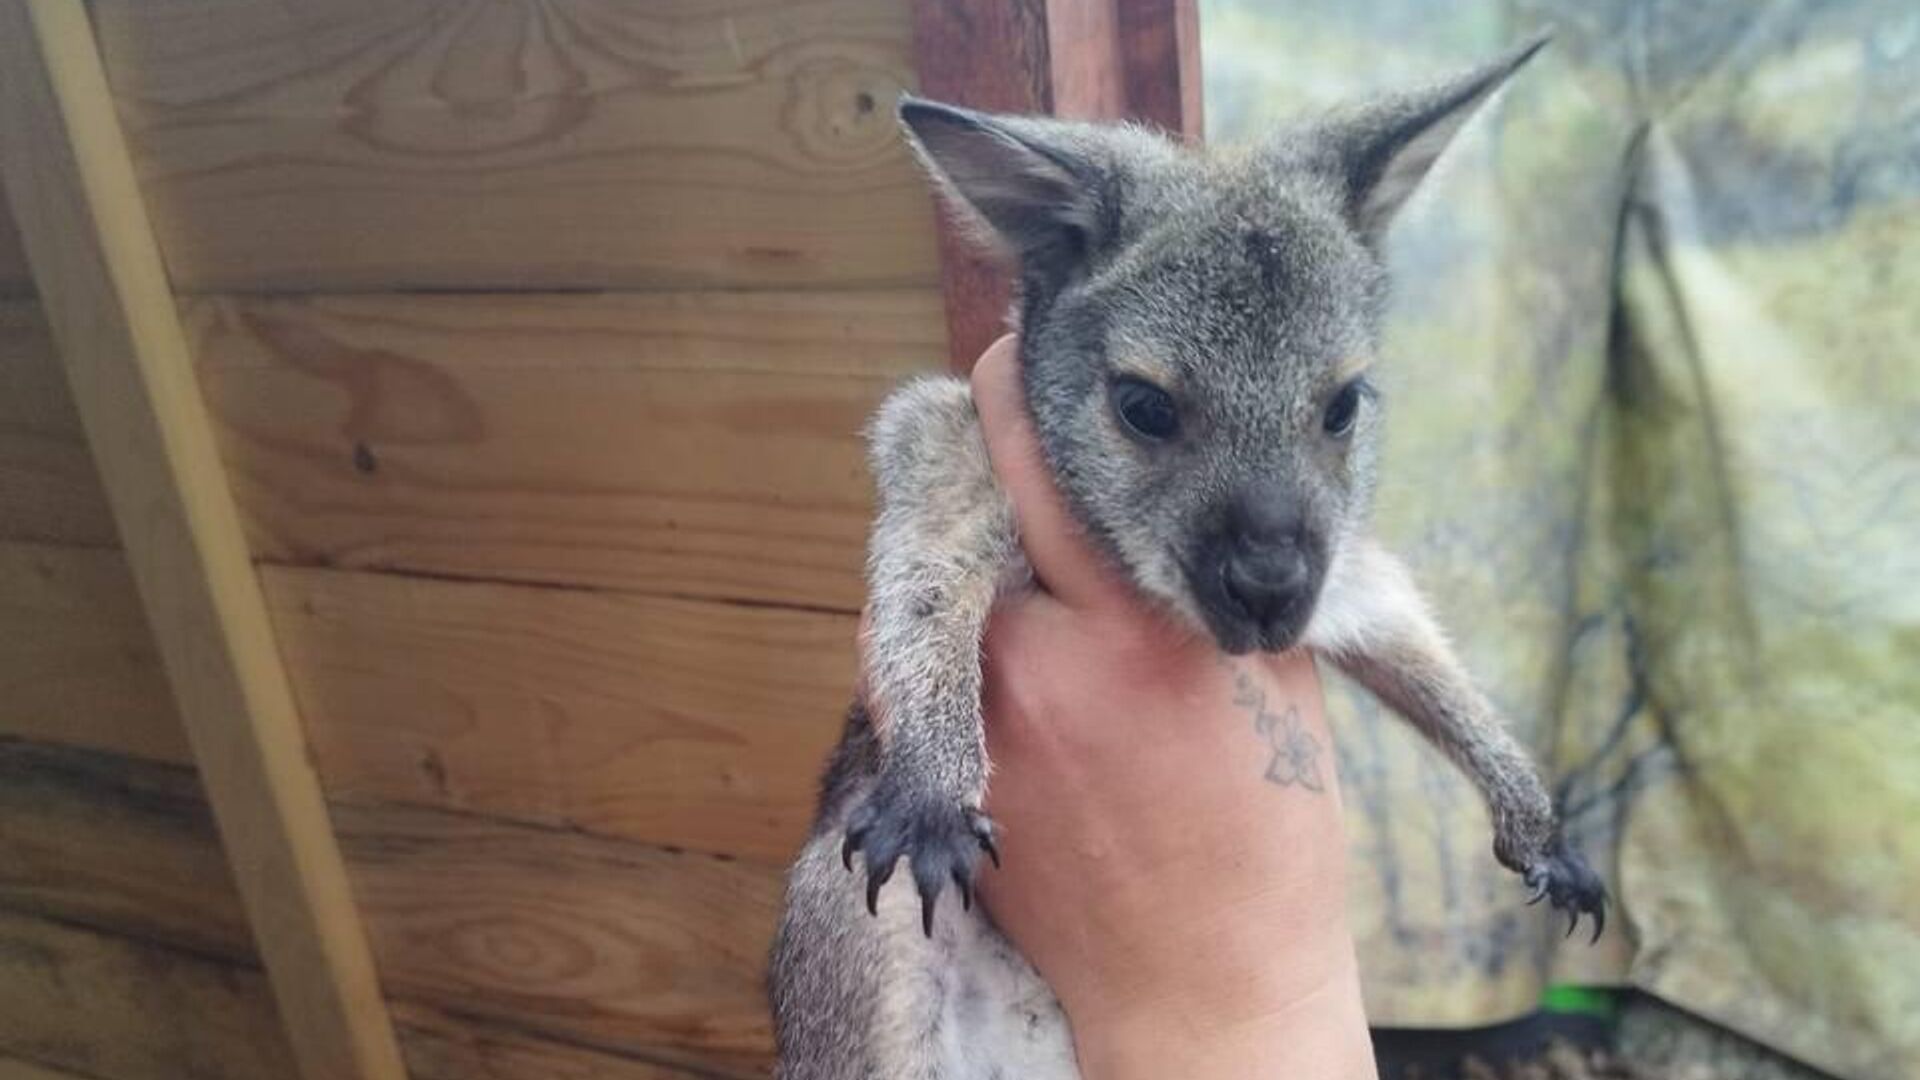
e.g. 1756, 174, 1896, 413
0, 542, 190, 765
0, 740, 249, 959
264, 563, 854, 863
0, 910, 297, 1080
394, 1005, 741, 1080
0, 742, 778, 1075
0, 301, 118, 547
0, 5, 405, 1077
336, 800, 783, 1073
89, 0, 938, 293
0, 1057, 100, 1080
189, 291, 942, 609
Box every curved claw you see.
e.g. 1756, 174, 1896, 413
1522, 838, 1609, 944
843, 790, 996, 930
970, 814, 1001, 869
865, 858, 894, 916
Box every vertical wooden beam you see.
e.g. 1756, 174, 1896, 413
1044, 0, 1129, 120
0, 4, 406, 1080
910, 0, 1053, 373
1116, 0, 1204, 138
911, 0, 1203, 370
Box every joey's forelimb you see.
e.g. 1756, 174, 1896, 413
1310, 540, 1607, 939
840, 378, 1017, 936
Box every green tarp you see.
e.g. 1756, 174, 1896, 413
1203, 4, 1920, 1077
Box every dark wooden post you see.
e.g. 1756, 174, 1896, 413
910, 0, 1203, 372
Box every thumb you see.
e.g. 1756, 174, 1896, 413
970, 335, 1134, 612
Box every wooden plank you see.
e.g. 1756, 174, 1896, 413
0, 1004, 730, 1080
336, 800, 783, 1073
0, 301, 119, 547
393, 1003, 750, 1080
264, 563, 854, 863
189, 291, 943, 609
0, 740, 783, 1073
0, 910, 297, 1080
0, 740, 250, 960
0, 742, 774, 1075
0, 1057, 100, 1080
0, 5, 405, 1079
0, 542, 191, 765
910, 0, 1203, 368
88, 0, 939, 293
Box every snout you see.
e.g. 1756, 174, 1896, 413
1185, 501, 1324, 654
1222, 546, 1311, 629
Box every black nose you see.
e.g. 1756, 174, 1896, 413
1221, 545, 1310, 627
1208, 494, 1313, 637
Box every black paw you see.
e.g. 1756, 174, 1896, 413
1524, 839, 1608, 944
842, 783, 998, 937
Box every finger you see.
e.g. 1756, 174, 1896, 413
969, 335, 1134, 612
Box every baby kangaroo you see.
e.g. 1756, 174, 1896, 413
771, 37, 1603, 1079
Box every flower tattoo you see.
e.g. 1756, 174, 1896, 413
1231, 668, 1326, 793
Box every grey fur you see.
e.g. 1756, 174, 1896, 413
771, 36, 1600, 1080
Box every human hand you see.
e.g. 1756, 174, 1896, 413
968, 335, 1375, 1079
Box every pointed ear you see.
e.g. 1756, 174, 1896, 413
1318, 34, 1549, 245
898, 97, 1115, 287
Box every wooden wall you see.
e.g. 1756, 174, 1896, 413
1, 1, 1198, 1076
0, 0, 945, 1076
0, 219, 299, 1078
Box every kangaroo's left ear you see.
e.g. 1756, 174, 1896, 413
1315, 34, 1549, 246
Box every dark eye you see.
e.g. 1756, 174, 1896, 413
1110, 377, 1179, 442
1323, 379, 1366, 438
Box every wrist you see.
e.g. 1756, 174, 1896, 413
1064, 940, 1374, 1080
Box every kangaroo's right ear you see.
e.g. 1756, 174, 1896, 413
898, 97, 1121, 291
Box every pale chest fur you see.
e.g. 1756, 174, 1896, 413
811, 826, 1082, 1080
